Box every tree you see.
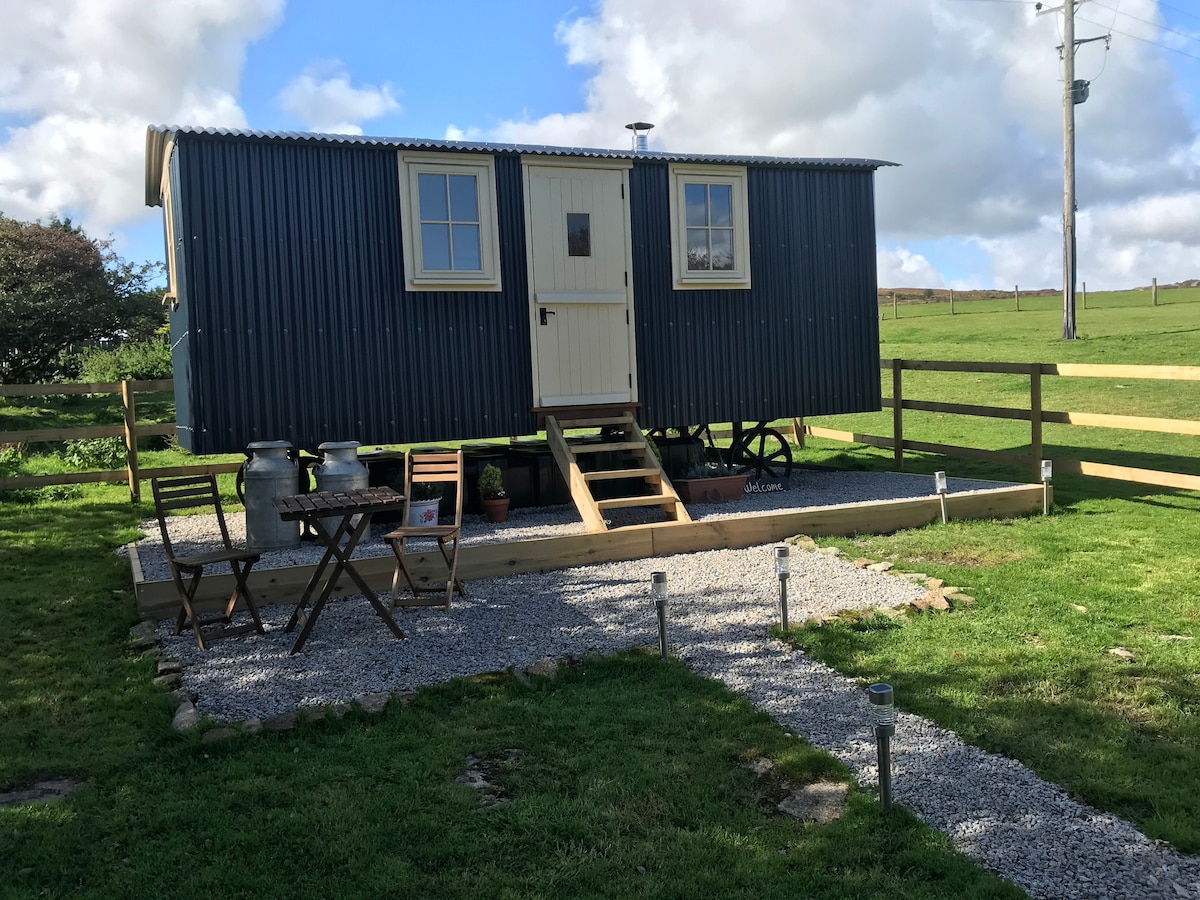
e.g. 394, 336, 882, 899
0, 213, 166, 383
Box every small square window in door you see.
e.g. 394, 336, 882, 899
566, 213, 591, 257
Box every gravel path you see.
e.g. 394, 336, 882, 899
131, 469, 1200, 899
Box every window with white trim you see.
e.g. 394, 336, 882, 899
668, 164, 751, 290
398, 152, 502, 292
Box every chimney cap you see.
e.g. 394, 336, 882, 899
625, 122, 655, 131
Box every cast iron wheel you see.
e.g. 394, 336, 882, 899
730, 425, 793, 480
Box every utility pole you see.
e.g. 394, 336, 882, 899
1038, 0, 1105, 341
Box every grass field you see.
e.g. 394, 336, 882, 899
1, 289, 1198, 895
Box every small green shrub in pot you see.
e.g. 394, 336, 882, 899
685, 459, 738, 479
409, 481, 444, 501
478, 463, 506, 500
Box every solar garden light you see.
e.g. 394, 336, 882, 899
868, 683, 896, 812
1041, 459, 1053, 515
651, 571, 668, 658
774, 545, 791, 631
933, 470, 949, 524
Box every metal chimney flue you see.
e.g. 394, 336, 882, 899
625, 121, 654, 152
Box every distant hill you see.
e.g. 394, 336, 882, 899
877, 281, 1200, 303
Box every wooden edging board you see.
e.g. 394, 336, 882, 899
130, 483, 1044, 620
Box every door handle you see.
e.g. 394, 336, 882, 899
539, 307, 556, 326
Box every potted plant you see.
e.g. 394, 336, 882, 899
478, 463, 510, 523
407, 481, 443, 526
673, 460, 749, 504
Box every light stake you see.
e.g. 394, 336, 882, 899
869, 683, 896, 812
934, 470, 948, 524
1041, 459, 1053, 515
651, 571, 668, 658
774, 545, 791, 630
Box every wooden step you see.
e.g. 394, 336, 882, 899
596, 495, 681, 511
557, 414, 634, 429
584, 467, 660, 482
570, 440, 644, 455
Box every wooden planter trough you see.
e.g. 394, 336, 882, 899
129, 482, 1046, 620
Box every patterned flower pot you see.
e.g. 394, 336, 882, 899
407, 497, 441, 526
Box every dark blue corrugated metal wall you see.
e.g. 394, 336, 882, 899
175, 134, 532, 454
629, 161, 881, 429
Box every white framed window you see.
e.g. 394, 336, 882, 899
398, 152, 502, 292
668, 164, 751, 290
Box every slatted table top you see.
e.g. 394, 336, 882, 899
273, 486, 404, 521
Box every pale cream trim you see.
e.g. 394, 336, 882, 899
519, 154, 632, 171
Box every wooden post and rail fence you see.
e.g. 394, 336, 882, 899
0, 380, 240, 502
4, 363, 1200, 503
803, 359, 1200, 493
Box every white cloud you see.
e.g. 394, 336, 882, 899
480, 0, 1198, 289
0, 0, 283, 232
277, 61, 400, 135
877, 248, 946, 290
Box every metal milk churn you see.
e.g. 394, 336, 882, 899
313, 441, 369, 537
243, 440, 301, 551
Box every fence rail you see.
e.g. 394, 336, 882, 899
0, 379, 240, 502
803, 359, 1200, 492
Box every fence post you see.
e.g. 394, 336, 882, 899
892, 359, 904, 472
122, 380, 140, 503
950, 288, 955, 315
1015, 285, 1020, 312
892, 291, 897, 320
1082, 281, 1087, 310
1152, 277, 1158, 307
792, 416, 806, 449
1029, 364, 1042, 482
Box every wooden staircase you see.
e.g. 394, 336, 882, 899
543, 412, 691, 533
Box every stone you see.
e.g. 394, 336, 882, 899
263, 712, 297, 732
526, 658, 559, 679
926, 593, 951, 612
817, 546, 844, 557
357, 693, 391, 713
242, 717, 263, 734
911, 597, 933, 612
1108, 647, 1136, 662
129, 621, 156, 643
1158, 634, 1194, 642
0, 777, 82, 808
152, 673, 181, 690
790, 535, 818, 552
509, 666, 532, 687
867, 561, 893, 573
744, 757, 775, 777
1071, 604, 1088, 613
201, 728, 237, 744
776, 780, 849, 824
926, 578, 946, 590
900, 572, 929, 583
852, 558, 872, 569
172, 701, 200, 731
156, 659, 182, 677
875, 606, 908, 621
945, 592, 976, 606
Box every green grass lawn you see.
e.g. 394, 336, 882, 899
2, 294, 1200, 894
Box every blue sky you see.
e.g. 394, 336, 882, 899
2, 0, 1198, 291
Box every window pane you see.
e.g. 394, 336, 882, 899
417, 173, 448, 221
567, 213, 591, 257
451, 223, 481, 270
421, 223, 451, 269
709, 184, 733, 227
448, 174, 478, 222
686, 228, 710, 270
684, 183, 708, 227
710, 229, 734, 270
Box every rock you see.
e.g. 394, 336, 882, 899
526, 658, 559, 679
1158, 634, 1193, 642
0, 777, 82, 808
263, 712, 297, 732
509, 666, 532, 687
911, 597, 933, 613
1071, 604, 1088, 613
900, 572, 929, 583
156, 659, 182, 677
201, 727, 237, 744
945, 592, 976, 606
129, 621, 157, 643
392, 690, 417, 705
790, 535, 818, 552
817, 546, 844, 557
776, 780, 849, 824
867, 561, 893, 573
852, 558, 872, 569
152, 673, 181, 690
926, 592, 951, 612
357, 693, 391, 713
1108, 647, 1136, 662
172, 701, 200, 731
744, 757, 775, 777
243, 717, 263, 734
875, 606, 908, 621
926, 578, 945, 590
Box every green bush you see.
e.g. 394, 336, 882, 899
75, 340, 172, 382
61, 437, 125, 470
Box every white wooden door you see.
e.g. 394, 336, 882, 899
525, 164, 635, 407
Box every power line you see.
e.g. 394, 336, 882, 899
1079, 15, 1200, 61
1091, 0, 1200, 47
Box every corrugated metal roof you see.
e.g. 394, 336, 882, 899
145, 124, 897, 207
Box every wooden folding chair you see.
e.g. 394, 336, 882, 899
151, 474, 265, 649
385, 451, 466, 611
